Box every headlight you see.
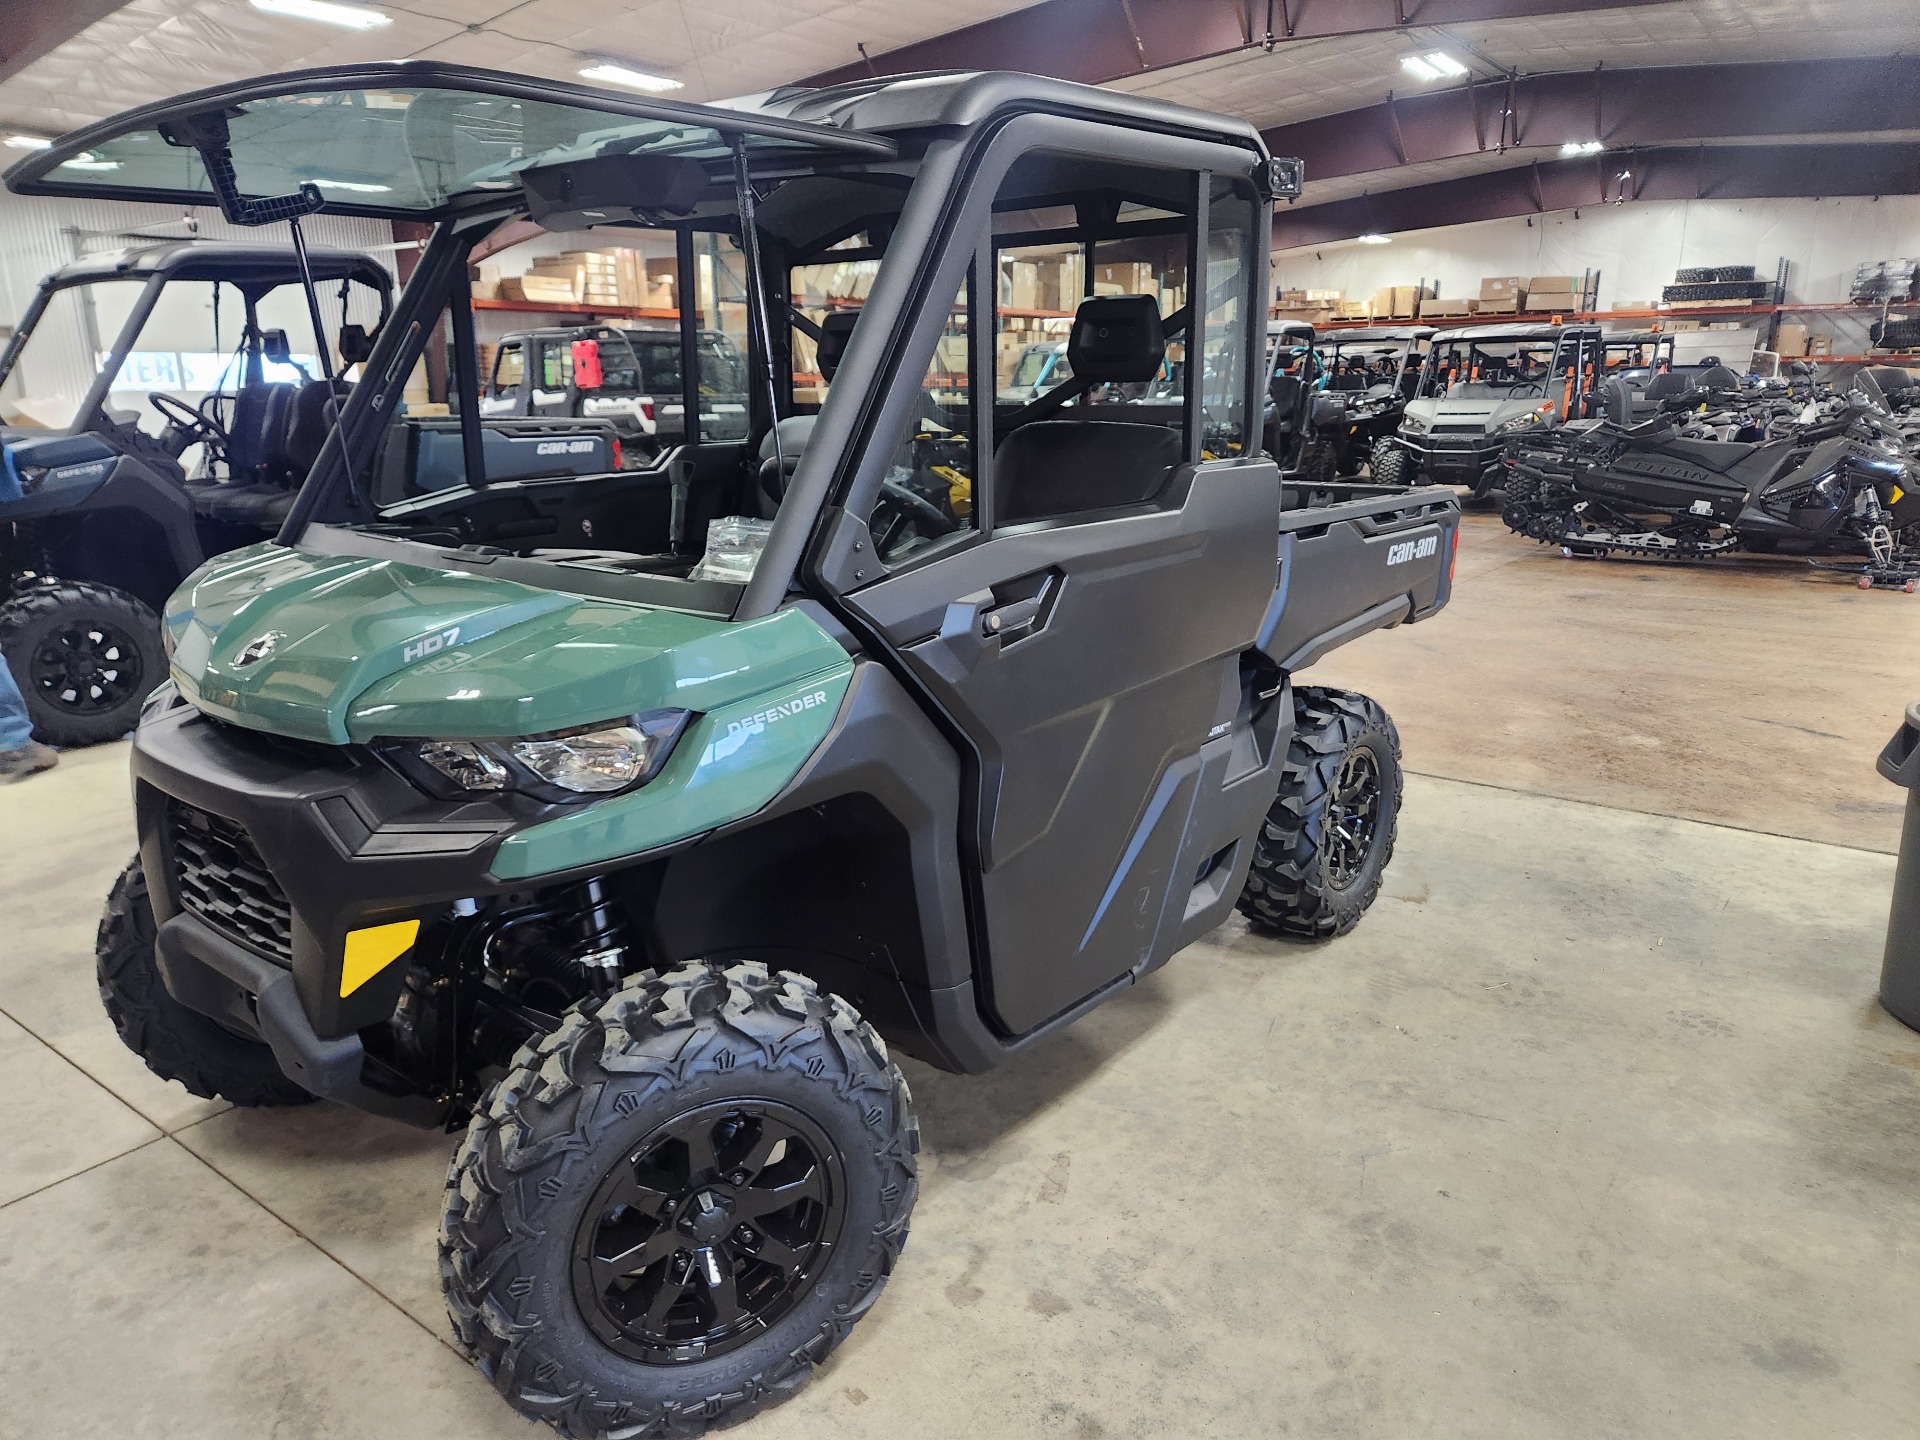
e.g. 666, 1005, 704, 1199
381, 710, 690, 802
1401, 415, 1430, 435
1498, 409, 1548, 435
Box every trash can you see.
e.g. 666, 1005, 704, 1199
1878, 702, 1920, 1031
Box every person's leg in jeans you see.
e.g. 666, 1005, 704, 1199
0, 661, 57, 778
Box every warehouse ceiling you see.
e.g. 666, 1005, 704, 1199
0, 0, 1915, 236
1106, 0, 1918, 132
0, 0, 1039, 135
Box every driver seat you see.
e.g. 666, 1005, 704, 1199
753, 308, 860, 516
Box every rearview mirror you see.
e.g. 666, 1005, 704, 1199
338, 323, 376, 365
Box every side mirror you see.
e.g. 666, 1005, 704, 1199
338, 323, 376, 365
571, 338, 603, 391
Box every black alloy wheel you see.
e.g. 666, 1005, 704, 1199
1325, 748, 1384, 889
1237, 687, 1404, 941
31, 617, 145, 717
572, 1100, 843, 1364
0, 582, 164, 747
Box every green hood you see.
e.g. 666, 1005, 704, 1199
165, 542, 848, 746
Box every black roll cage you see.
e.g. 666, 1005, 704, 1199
261, 87, 1270, 626
0, 246, 393, 440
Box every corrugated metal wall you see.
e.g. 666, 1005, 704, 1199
0, 194, 396, 418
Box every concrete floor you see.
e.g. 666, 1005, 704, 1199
3, 516, 1918, 1438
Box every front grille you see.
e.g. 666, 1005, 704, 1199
1433, 423, 1490, 434
168, 802, 294, 964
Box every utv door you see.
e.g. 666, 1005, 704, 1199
815, 121, 1280, 1037
481, 339, 528, 416
530, 337, 574, 416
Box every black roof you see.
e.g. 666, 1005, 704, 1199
39, 240, 390, 292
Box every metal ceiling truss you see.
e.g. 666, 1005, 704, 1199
800, 0, 1679, 90
1263, 57, 1920, 183
1271, 141, 1920, 248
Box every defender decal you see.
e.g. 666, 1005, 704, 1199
727, 689, 831, 735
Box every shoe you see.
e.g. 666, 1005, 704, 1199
0, 741, 58, 779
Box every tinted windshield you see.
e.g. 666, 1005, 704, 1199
11, 72, 893, 218
1423, 337, 1564, 398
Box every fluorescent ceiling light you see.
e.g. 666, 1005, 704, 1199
250, 0, 391, 30
1401, 51, 1467, 82
1357, 233, 1392, 245
312, 177, 392, 192
579, 63, 684, 94
1561, 139, 1605, 156
4, 134, 52, 150
59, 152, 120, 170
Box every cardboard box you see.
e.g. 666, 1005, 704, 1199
1337, 301, 1372, 319
1305, 288, 1343, 302
1525, 294, 1573, 313
1665, 319, 1703, 331
1611, 301, 1652, 312
497, 273, 581, 305
1421, 299, 1473, 319
528, 257, 586, 301
1808, 335, 1833, 357
1480, 275, 1526, 302
1527, 275, 1577, 294
1774, 323, 1810, 357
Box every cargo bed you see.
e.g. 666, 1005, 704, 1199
1260, 482, 1459, 671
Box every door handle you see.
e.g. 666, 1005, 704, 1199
980, 597, 1042, 636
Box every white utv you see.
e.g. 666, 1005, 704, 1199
1374, 322, 1602, 498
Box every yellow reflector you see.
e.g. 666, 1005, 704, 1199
1893, 484, 1907, 506
340, 919, 421, 998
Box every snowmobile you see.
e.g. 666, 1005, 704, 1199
1502, 372, 1920, 588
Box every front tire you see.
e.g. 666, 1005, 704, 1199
440, 961, 918, 1438
1237, 689, 1403, 941
1369, 438, 1415, 486
0, 583, 163, 746
95, 859, 315, 1107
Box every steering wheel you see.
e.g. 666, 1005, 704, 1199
149, 392, 229, 452
870, 478, 959, 557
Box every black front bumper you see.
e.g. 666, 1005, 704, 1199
132, 702, 561, 1122
1401, 435, 1502, 484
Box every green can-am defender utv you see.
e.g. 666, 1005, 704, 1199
9, 63, 1458, 1436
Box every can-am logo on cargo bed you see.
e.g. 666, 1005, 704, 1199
535, 439, 598, 456
727, 689, 830, 735
1385, 535, 1439, 567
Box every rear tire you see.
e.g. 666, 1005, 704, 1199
95, 859, 314, 1107
440, 960, 918, 1438
1369, 438, 1414, 486
0, 583, 163, 746
1237, 689, 1403, 942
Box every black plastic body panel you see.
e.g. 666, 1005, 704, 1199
131, 703, 544, 1040
1260, 485, 1458, 672
845, 459, 1284, 1036
1, 452, 206, 612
